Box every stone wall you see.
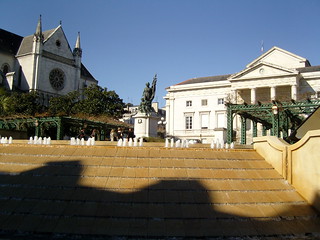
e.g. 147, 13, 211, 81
253, 130, 320, 212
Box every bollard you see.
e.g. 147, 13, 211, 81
175, 140, 181, 148
210, 140, 215, 149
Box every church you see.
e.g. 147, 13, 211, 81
0, 16, 97, 105
165, 46, 320, 144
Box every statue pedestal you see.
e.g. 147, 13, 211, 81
133, 112, 158, 138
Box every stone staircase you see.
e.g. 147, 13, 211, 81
0, 144, 319, 239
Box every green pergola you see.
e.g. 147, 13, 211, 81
226, 99, 320, 144
0, 116, 123, 140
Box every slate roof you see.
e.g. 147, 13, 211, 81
81, 63, 96, 80
176, 74, 232, 86
0, 29, 23, 55
17, 28, 56, 56
297, 65, 320, 73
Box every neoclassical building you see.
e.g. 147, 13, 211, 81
0, 16, 97, 105
164, 46, 320, 143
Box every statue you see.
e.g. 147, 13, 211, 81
139, 74, 157, 114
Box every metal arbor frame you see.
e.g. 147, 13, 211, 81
226, 99, 320, 144
0, 116, 122, 140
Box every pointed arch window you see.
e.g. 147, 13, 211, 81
2, 63, 10, 75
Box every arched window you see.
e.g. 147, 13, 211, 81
2, 64, 10, 75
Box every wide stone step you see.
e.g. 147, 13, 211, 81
0, 144, 319, 239
0, 145, 263, 159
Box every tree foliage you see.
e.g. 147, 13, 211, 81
49, 91, 80, 115
76, 85, 125, 117
0, 91, 42, 116
0, 85, 125, 119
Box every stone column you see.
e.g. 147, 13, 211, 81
291, 84, 297, 101
270, 86, 276, 101
250, 87, 256, 104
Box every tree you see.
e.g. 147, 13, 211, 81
104, 90, 126, 118
76, 85, 125, 117
49, 91, 80, 115
0, 84, 125, 119
3, 91, 41, 116
0, 87, 10, 116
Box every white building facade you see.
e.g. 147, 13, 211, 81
0, 16, 97, 104
164, 47, 320, 143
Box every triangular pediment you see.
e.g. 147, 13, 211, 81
228, 61, 298, 81
43, 26, 74, 59
247, 46, 309, 69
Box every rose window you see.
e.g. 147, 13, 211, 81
49, 69, 65, 90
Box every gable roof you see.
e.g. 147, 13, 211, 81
17, 28, 57, 56
246, 46, 310, 68
0, 29, 23, 55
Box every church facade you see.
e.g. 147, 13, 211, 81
0, 16, 97, 105
164, 46, 320, 144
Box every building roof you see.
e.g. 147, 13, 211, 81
17, 28, 56, 56
175, 47, 320, 88
1, 26, 96, 82
176, 64, 320, 88
297, 65, 320, 73
176, 74, 232, 86
0, 29, 23, 55
81, 63, 96, 81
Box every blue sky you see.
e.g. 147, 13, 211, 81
2, 0, 320, 107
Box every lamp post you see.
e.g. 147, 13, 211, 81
157, 117, 167, 138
